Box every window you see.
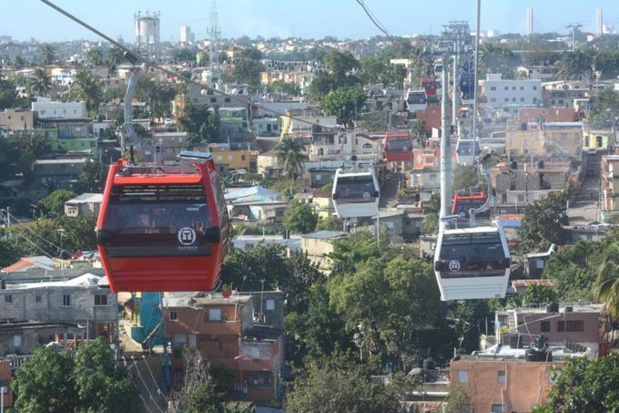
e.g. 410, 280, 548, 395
241, 155, 246, 161
490, 86, 496, 91
210, 98, 217, 103
533, 86, 538, 90
504, 86, 508, 91
541, 320, 551, 332
63, 294, 71, 306
491, 404, 504, 413
566, 320, 584, 332
94, 294, 108, 306
498, 370, 506, 384
512, 86, 516, 91
35, 295, 42, 303
520, 98, 525, 102
251, 346, 260, 359
517, 194, 525, 202
224, 98, 231, 103
520, 86, 524, 90
457, 370, 468, 383
558, 321, 564, 331
169, 311, 178, 321
490, 98, 496, 102
13, 334, 21, 347
209, 308, 222, 321
4, 295, 12, 303
266, 299, 275, 311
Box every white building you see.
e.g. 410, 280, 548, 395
483, 74, 541, 107
179, 25, 195, 45
31, 97, 88, 120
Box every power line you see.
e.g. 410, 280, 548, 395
355, 0, 391, 38
39, 0, 345, 133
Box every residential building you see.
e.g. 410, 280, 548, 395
33, 157, 88, 190
308, 128, 380, 161
0, 272, 117, 355
515, 65, 558, 81
0, 109, 34, 131
32, 97, 88, 120
64, 193, 103, 217
542, 80, 590, 108
600, 154, 619, 222
40, 127, 96, 152
252, 117, 280, 137
0, 360, 13, 408
209, 144, 255, 172
505, 122, 583, 158
163, 292, 285, 402
301, 230, 349, 272
483, 74, 541, 107
232, 235, 302, 253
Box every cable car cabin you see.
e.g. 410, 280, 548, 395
455, 138, 480, 165
433, 225, 511, 301
332, 168, 380, 218
452, 191, 490, 220
458, 72, 476, 102
420, 77, 440, 97
383, 132, 413, 163
96, 154, 230, 293
406, 89, 428, 112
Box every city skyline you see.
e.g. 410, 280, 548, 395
2, 0, 618, 43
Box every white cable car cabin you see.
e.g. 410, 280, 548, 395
331, 168, 380, 218
406, 89, 428, 111
434, 223, 511, 301
433, 148, 510, 301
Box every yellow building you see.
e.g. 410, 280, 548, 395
209, 144, 255, 172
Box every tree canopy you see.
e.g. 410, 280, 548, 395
177, 103, 221, 148
13, 338, 139, 413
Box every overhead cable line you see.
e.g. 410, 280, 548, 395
39, 0, 343, 132
355, 0, 392, 38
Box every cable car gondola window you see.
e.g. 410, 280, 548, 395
386, 137, 410, 152
335, 176, 377, 201
437, 232, 508, 278
102, 183, 213, 257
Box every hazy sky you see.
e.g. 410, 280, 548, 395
2, 1, 618, 42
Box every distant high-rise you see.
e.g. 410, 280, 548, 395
180, 25, 195, 46
597, 9, 603, 36
527, 7, 533, 36
134, 11, 161, 62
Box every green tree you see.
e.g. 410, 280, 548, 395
26, 67, 52, 97
518, 191, 570, 254
74, 159, 108, 193
86, 48, 105, 66
106, 47, 125, 69
422, 192, 440, 234
177, 103, 221, 148
221, 244, 290, 291
74, 338, 140, 413
320, 86, 367, 127
13, 346, 77, 412
69, 69, 103, 112
594, 242, 619, 319
284, 199, 318, 234
231, 59, 265, 91
322, 50, 360, 74
536, 353, 619, 412
556, 49, 594, 81
0, 73, 18, 110
275, 136, 309, 180
452, 164, 481, 192
40, 44, 57, 65
172, 47, 198, 63
0, 238, 22, 267
37, 189, 77, 219
284, 353, 408, 413
12, 55, 26, 70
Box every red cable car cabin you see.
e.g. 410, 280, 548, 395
383, 132, 413, 163
451, 191, 490, 219
96, 152, 229, 292
420, 77, 440, 97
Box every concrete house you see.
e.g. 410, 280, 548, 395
163, 292, 285, 402
64, 193, 103, 217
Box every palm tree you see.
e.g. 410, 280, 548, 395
275, 136, 309, 180
40, 44, 56, 65
26, 68, 52, 97
594, 242, 619, 319
68, 69, 103, 112
106, 47, 124, 69
86, 48, 104, 66
12, 55, 26, 70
